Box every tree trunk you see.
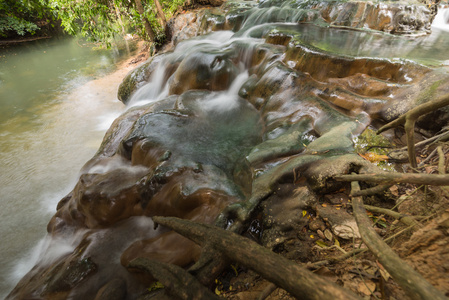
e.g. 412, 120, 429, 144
154, 0, 167, 28
135, 0, 155, 41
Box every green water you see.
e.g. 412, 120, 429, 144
0, 37, 134, 298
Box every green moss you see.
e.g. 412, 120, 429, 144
353, 127, 395, 170
353, 127, 392, 155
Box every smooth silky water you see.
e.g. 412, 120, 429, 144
1, 5, 449, 299
0, 37, 136, 298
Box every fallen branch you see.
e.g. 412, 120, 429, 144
335, 172, 449, 186
377, 94, 449, 168
153, 216, 362, 300
351, 181, 448, 300
128, 257, 221, 300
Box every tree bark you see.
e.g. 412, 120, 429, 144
153, 216, 362, 300
135, 0, 155, 41
350, 181, 448, 300
154, 0, 167, 28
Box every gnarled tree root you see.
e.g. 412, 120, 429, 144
377, 94, 449, 168
153, 216, 362, 300
128, 257, 222, 300
350, 180, 448, 300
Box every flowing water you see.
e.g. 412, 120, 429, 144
0, 37, 136, 298
2, 3, 449, 299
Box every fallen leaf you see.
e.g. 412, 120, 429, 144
313, 266, 335, 277
230, 264, 239, 276
389, 185, 399, 197
148, 281, 164, 292
316, 240, 328, 248
324, 229, 333, 241
376, 261, 391, 281
358, 280, 376, 296
334, 238, 340, 247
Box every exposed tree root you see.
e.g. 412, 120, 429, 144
153, 216, 362, 300
350, 180, 448, 300
335, 172, 449, 186
350, 184, 392, 197
377, 94, 449, 168
362, 204, 423, 228
128, 257, 221, 300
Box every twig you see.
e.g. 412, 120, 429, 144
350, 180, 448, 300
400, 130, 449, 152
438, 146, 446, 174
418, 147, 438, 168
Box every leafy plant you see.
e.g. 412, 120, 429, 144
0, 0, 54, 37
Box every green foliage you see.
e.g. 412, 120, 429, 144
0, 0, 54, 37
48, 0, 188, 46
0, 14, 39, 36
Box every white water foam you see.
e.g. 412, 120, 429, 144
432, 7, 449, 31
9, 232, 86, 292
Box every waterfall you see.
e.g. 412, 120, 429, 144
432, 7, 449, 31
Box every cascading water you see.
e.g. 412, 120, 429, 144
432, 7, 449, 31
5, 0, 449, 298
0, 38, 136, 299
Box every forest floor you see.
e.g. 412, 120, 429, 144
215, 130, 449, 299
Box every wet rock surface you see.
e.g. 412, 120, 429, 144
8, 0, 449, 299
